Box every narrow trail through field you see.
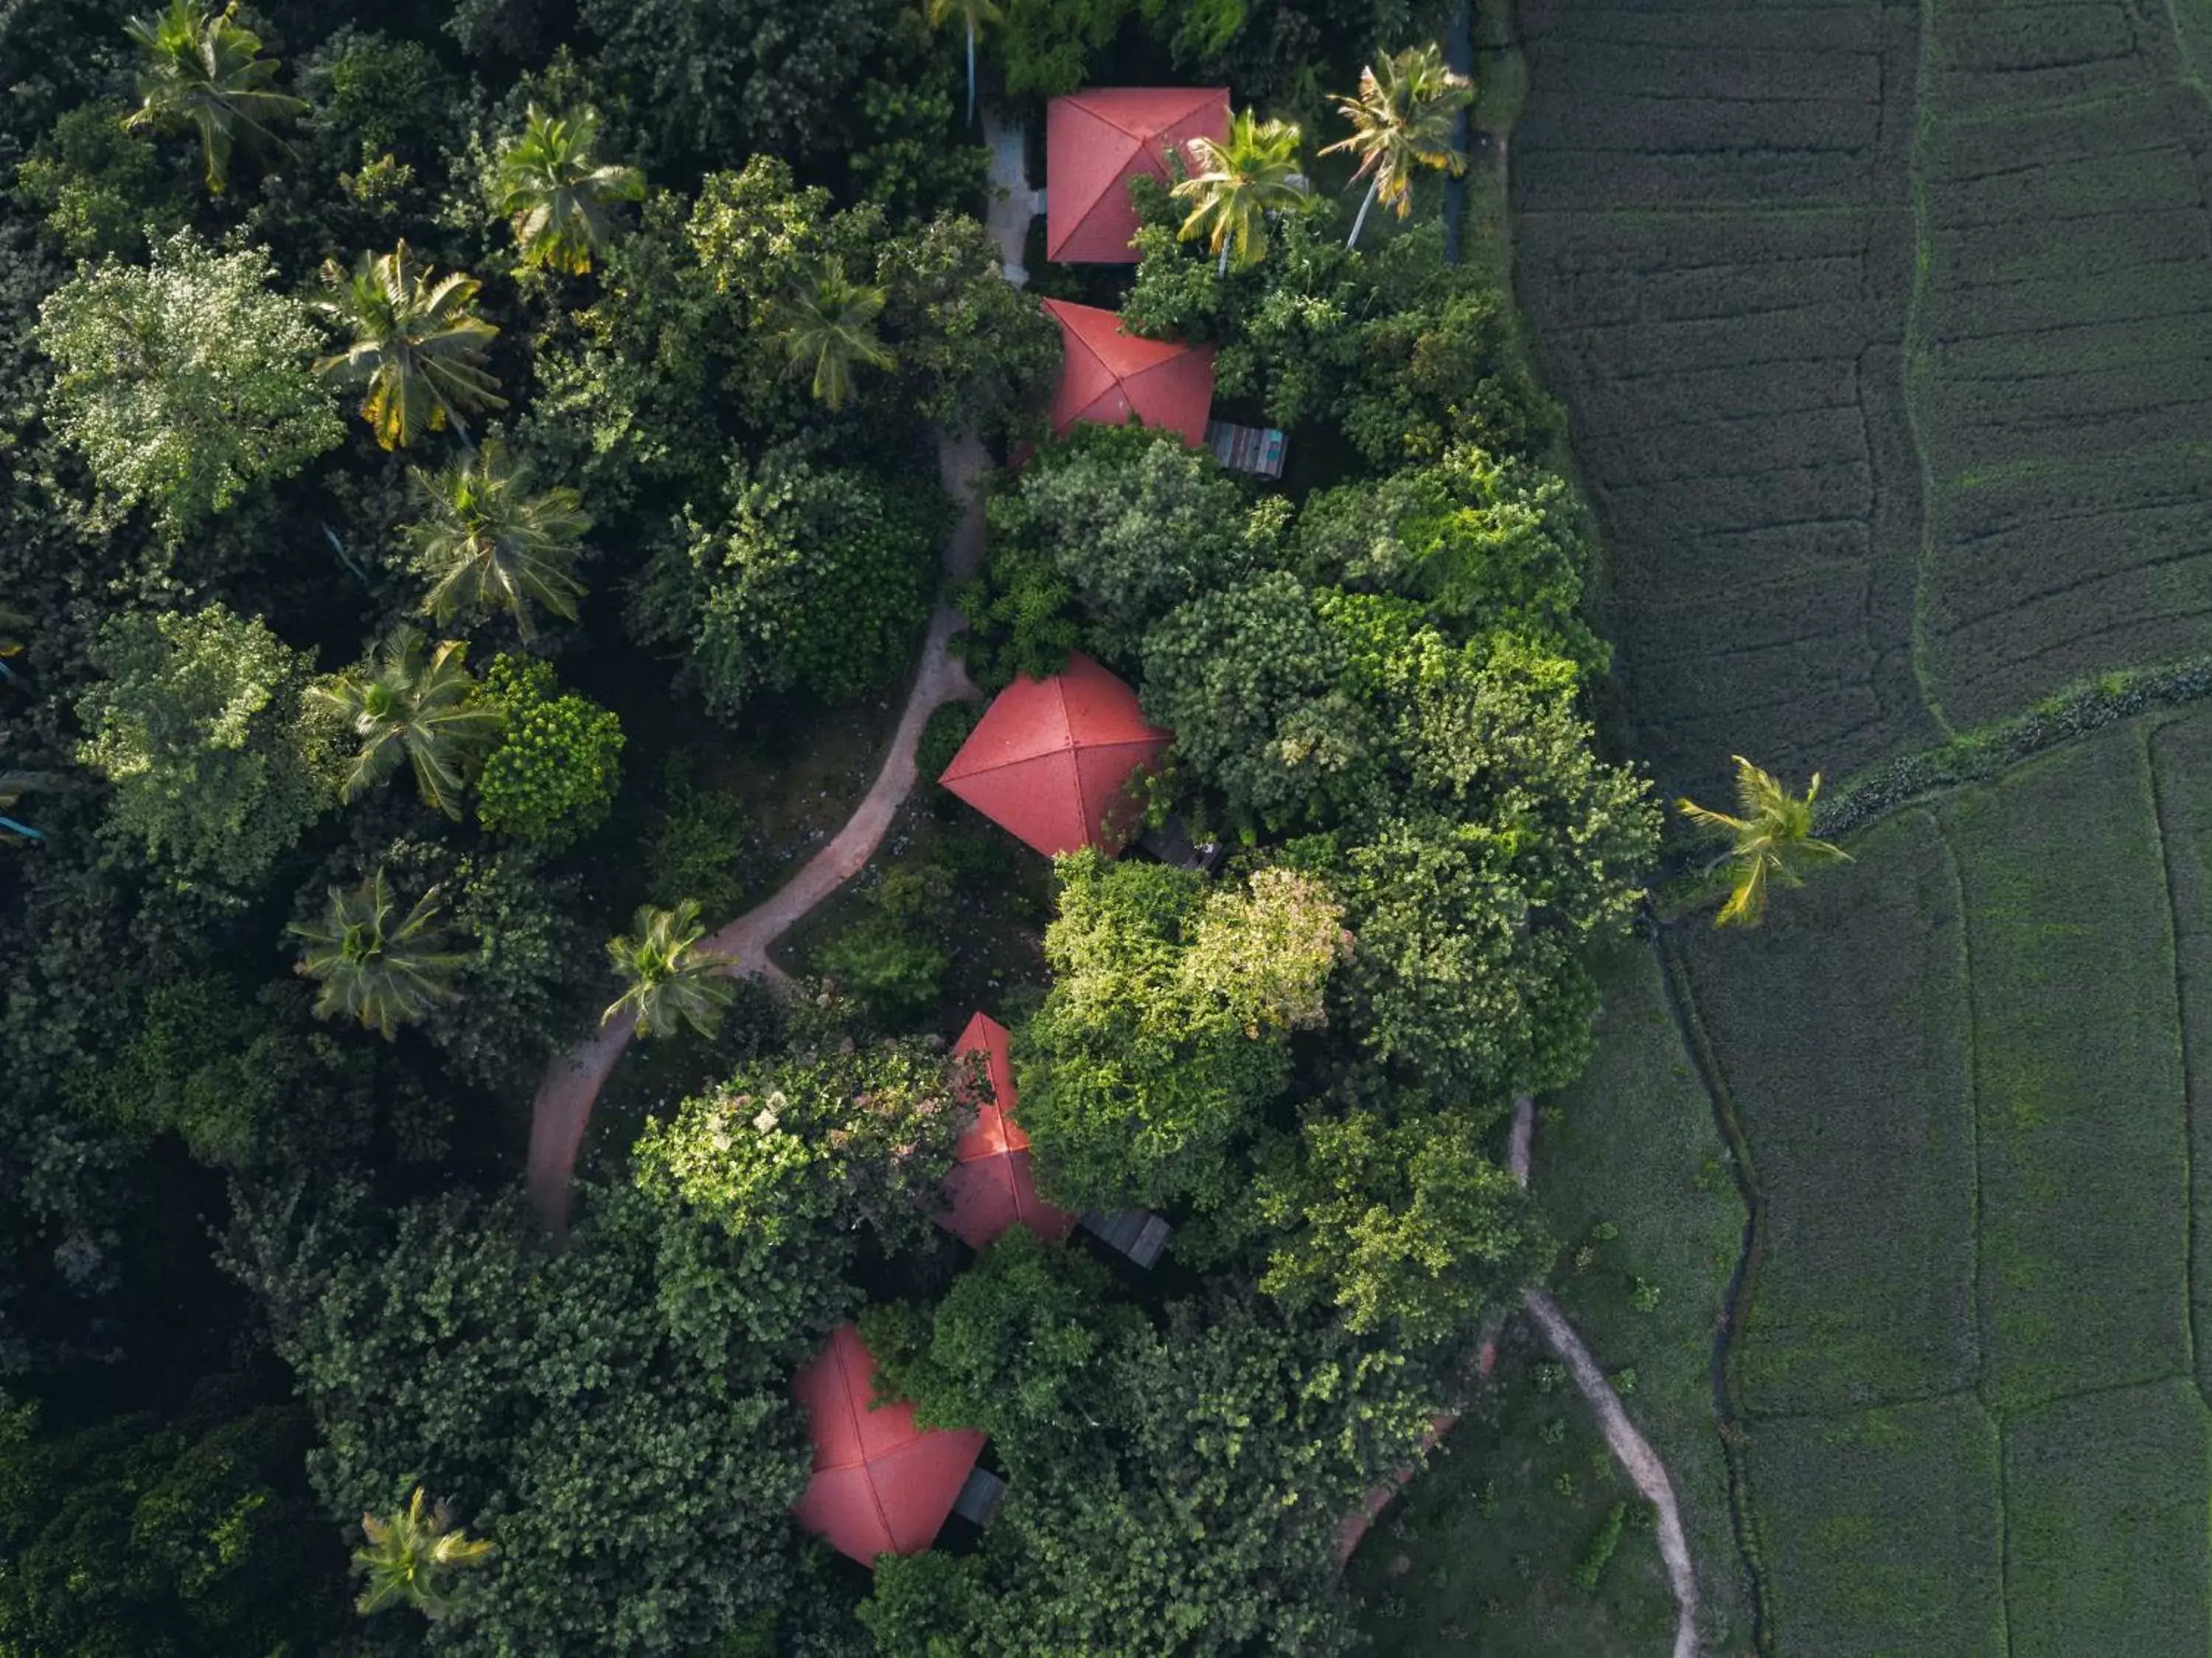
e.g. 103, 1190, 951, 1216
525, 434, 989, 1232
1340, 1092, 1704, 1657
1508, 1091, 1703, 1658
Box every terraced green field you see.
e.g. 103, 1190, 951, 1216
1363, 1, 2212, 1651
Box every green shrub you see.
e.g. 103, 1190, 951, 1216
475, 656, 625, 849
641, 755, 754, 918
1569, 1502, 1629, 1592
818, 864, 957, 1024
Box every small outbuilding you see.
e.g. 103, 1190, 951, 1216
1045, 86, 1230, 263
940, 1012, 1077, 1250
1042, 298, 1217, 448
939, 651, 1172, 858
791, 1323, 987, 1564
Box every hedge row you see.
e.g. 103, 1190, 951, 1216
1942, 727, 2191, 1410
1684, 809, 1978, 1417
1818, 650, 2212, 836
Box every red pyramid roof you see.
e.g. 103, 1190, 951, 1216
792, 1323, 987, 1564
1043, 299, 1216, 447
1046, 87, 1229, 263
939, 651, 1172, 858
940, 1013, 1076, 1249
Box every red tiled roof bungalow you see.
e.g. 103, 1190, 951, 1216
940, 1012, 1077, 1249
1046, 86, 1229, 263
939, 651, 1172, 858
1042, 298, 1216, 448
792, 1322, 987, 1564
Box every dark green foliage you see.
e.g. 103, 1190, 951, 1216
960, 423, 1276, 689
863, 1227, 1130, 1477
915, 699, 980, 786
639, 755, 754, 919
998, 0, 1132, 96
306, 30, 451, 164
474, 654, 625, 848
0, 1379, 349, 1655
231, 1179, 813, 1657
863, 1288, 1447, 1657
577, 0, 896, 164
1338, 288, 1557, 468
849, 76, 990, 227
423, 847, 599, 1098
65, 976, 381, 1170
818, 864, 959, 1024
875, 213, 1060, 441
13, 101, 186, 260
633, 446, 945, 718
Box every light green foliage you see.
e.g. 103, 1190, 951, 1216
13, 101, 185, 260
492, 103, 644, 275
1019, 853, 1346, 1212
631, 1041, 966, 1274
228, 1179, 827, 1656
474, 654, 625, 847
864, 1227, 1132, 1477
401, 440, 591, 642
289, 868, 468, 1041
37, 235, 342, 538
1173, 108, 1309, 274
0, 1383, 346, 1653
1677, 755, 1850, 928
352, 1487, 493, 1620
863, 1290, 1445, 1657
634, 446, 943, 718
124, 0, 307, 193
313, 240, 506, 450
601, 900, 735, 1041
75, 604, 329, 892
1321, 42, 1474, 248
1256, 1103, 1546, 1342
1295, 448, 1604, 670
1340, 287, 1554, 467
309, 629, 501, 818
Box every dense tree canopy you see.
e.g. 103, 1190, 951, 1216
37, 235, 341, 539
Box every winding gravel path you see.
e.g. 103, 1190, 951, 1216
525, 435, 988, 1232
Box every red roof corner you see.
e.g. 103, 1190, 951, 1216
1046, 86, 1230, 264
1042, 298, 1216, 447
792, 1323, 987, 1564
940, 1012, 1076, 1249
939, 651, 1172, 859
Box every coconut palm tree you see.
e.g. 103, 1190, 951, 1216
1172, 108, 1309, 275
291, 869, 468, 1039
123, 0, 306, 195
773, 263, 894, 412
491, 105, 644, 276
309, 629, 501, 818
1677, 755, 1852, 928
1321, 43, 1474, 249
924, 0, 1004, 125
602, 900, 737, 1039
401, 442, 589, 640
314, 242, 507, 450
353, 1488, 493, 1620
